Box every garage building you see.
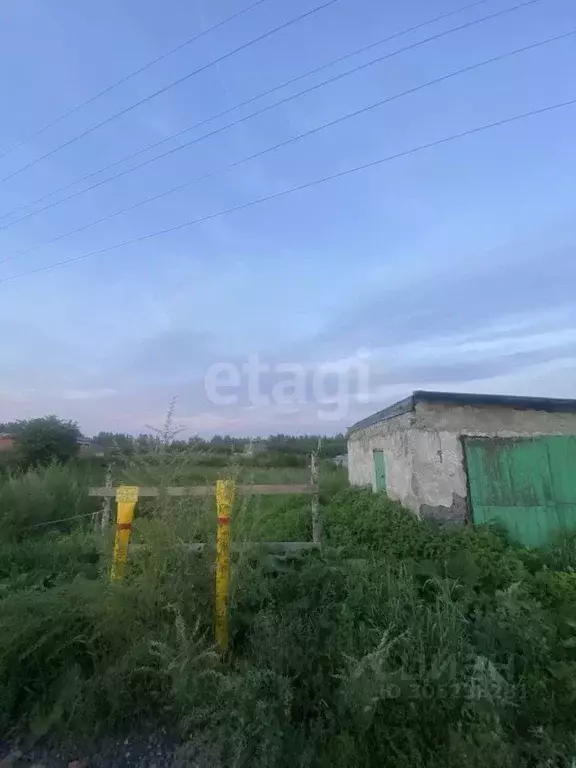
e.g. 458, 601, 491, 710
347, 391, 576, 546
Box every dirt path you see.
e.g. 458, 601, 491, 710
0, 732, 217, 768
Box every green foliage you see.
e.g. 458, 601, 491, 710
81, 430, 346, 459
0, 463, 96, 540
13, 415, 82, 468
94, 431, 135, 456
4, 471, 576, 766
0, 531, 100, 594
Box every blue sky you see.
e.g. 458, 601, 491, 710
0, 0, 574, 436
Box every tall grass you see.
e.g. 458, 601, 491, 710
0, 463, 97, 540
2, 458, 576, 765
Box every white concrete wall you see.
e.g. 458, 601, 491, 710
348, 403, 576, 522
347, 412, 417, 509
414, 402, 576, 436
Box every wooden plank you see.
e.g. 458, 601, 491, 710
240, 484, 316, 495
89, 486, 212, 497
310, 452, 322, 545
89, 484, 316, 498
235, 541, 320, 553
132, 541, 319, 553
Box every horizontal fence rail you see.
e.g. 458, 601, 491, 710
89, 483, 316, 498
174, 541, 321, 553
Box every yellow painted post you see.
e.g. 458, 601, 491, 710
215, 479, 235, 652
110, 486, 139, 582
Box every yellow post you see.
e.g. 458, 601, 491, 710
110, 486, 139, 582
215, 479, 235, 652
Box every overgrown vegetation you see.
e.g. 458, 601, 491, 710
1, 416, 82, 469
2, 456, 576, 766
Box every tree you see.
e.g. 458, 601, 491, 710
15, 416, 82, 467
95, 431, 134, 455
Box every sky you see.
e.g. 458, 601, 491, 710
0, 0, 574, 437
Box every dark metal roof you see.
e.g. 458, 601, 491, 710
347, 390, 576, 435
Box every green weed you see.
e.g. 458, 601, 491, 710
2, 462, 576, 766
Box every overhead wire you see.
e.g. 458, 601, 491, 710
2, 96, 573, 285
0, 0, 543, 231
0, 0, 496, 226
0, 28, 571, 269
0, 0, 340, 186
0, 0, 275, 162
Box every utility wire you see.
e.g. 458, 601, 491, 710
0, 0, 542, 230
2, 96, 573, 285
1, 29, 570, 269
23, 510, 99, 530
0, 0, 495, 226
0, 0, 340, 186
0, 0, 274, 162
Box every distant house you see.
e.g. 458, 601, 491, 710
0, 433, 15, 452
333, 454, 348, 468
78, 438, 105, 457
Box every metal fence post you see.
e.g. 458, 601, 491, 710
215, 479, 235, 652
110, 486, 139, 582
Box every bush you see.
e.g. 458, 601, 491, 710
12, 416, 82, 469
0, 531, 100, 595
0, 519, 217, 736
0, 463, 96, 541
3, 482, 576, 766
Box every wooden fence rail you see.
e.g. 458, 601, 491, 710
89, 484, 316, 498
90, 457, 322, 652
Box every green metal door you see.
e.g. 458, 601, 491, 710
464, 435, 576, 547
373, 450, 387, 492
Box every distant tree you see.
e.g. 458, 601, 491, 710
95, 431, 134, 455
134, 433, 161, 452
188, 435, 207, 449
14, 416, 82, 467
0, 421, 20, 434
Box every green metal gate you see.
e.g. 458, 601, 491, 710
463, 435, 576, 547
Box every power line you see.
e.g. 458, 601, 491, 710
2, 96, 573, 285
1, 29, 570, 269
0, 0, 275, 162
0, 0, 340, 186
0, 0, 495, 226
0, 0, 542, 230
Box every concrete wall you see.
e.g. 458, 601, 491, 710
347, 411, 416, 508
348, 403, 576, 523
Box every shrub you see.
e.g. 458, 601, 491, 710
0, 463, 97, 541
3, 478, 576, 766
12, 416, 82, 469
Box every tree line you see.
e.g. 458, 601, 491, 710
1, 416, 348, 469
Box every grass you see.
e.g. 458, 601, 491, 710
0, 463, 98, 541
2, 459, 576, 765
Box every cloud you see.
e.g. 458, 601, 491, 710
123, 329, 216, 381
315, 234, 576, 354
61, 388, 117, 400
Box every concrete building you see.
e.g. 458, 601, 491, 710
347, 391, 576, 530
78, 438, 105, 457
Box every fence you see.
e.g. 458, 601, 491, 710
89, 471, 320, 651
